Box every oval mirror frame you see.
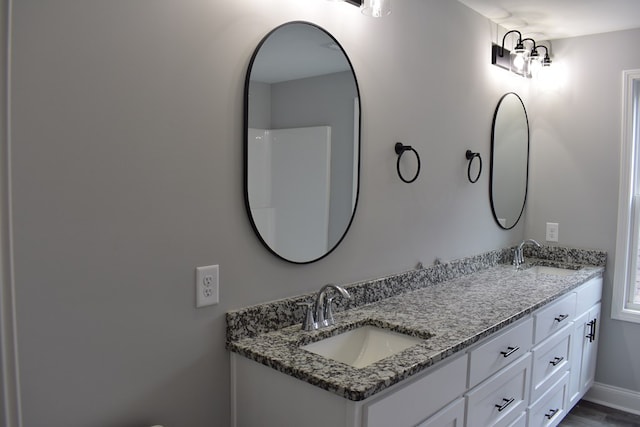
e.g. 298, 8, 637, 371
489, 92, 530, 230
243, 22, 361, 264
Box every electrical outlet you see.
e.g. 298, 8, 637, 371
196, 265, 219, 308
546, 222, 559, 242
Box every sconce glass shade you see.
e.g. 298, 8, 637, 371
529, 57, 542, 78
511, 51, 527, 73
527, 49, 541, 77
361, 0, 391, 17
509, 38, 528, 73
535, 46, 552, 78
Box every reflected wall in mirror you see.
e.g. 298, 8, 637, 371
244, 22, 361, 263
490, 92, 529, 230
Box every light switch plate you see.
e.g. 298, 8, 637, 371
546, 223, 559, 242
196, 265, 219, 308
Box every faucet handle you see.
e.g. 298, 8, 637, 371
296, 302, 318, 331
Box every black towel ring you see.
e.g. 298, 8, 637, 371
395, 142, 421, 184
465, 150, 482, 184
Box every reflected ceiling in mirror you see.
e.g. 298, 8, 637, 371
490, 92, 529, 230
244, 22, 361, 263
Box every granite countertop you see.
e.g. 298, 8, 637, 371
227, 251, 605, 402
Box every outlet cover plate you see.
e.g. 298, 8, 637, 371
546, 223, 559, 242
196, 265, 219, 308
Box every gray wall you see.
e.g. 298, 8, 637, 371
526, 28, 640, 393
6, 0, 635, 426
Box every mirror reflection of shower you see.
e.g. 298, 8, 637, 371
244, 22, 361, 263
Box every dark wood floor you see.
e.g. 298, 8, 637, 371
559, 400, 640, 426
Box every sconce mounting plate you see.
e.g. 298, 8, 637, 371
491, 44, 511, 71
491, 43, 527, 77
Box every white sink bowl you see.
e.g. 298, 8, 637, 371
529, 265, 577, 276
301, 326, 424, 369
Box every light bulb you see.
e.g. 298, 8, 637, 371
512, 53, 525, 72
529, 58, 542, 78
361, 0, 391, 17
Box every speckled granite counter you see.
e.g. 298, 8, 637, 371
226, 246, 605, 402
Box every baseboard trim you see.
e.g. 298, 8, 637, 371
583, 382, 640, 416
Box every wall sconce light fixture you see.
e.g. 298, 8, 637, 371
491, 30, 552, 78
492, 30, 527, 76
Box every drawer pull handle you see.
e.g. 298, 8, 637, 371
545, 408, 559, 420
554, 314, 569, 322
500, 346, 520, 358
549, 356, 564, 366
495, 397, 515, 412
586, 318, 597, 342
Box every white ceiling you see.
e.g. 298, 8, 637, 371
457, 0, 640, 40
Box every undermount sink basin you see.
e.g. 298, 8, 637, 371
528, 265, 577, 276
301, 326, 424, 369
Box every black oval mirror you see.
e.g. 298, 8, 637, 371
490, 92, 529, 230
244, 22, 361, 263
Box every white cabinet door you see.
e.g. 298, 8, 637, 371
567, 302, 601, 409
568, 310, 588, 408
579, 303, 600, 393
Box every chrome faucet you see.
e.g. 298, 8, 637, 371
513, 239, 541, 268
297, 284, 352, 331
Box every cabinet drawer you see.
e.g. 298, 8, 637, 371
575, 277, 603, 314
530, 326, 571, 404
469, 318, 533, 388
534, 293, 576, 344
364, 354, 467, 427
527, 372, 569, 427
415, 397, 464, 427
506, 412, 526, 427
465, 353, 531, 427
